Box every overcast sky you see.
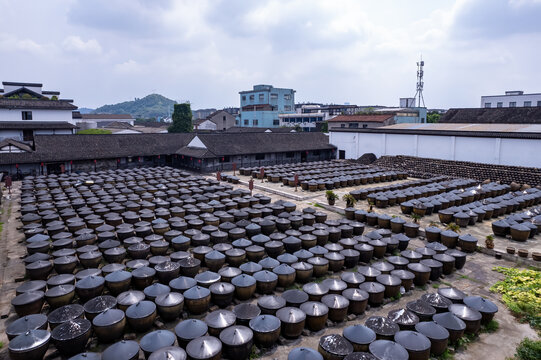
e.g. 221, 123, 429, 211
1, 0, 540, 110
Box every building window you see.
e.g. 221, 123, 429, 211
340, 124, 345, 128
242, 96, 246, 101
284, 105, 291, 111
497, 102, 503, 108
273, 119, 279, 126
348, 123, 359, 128
313, 150, 320, 156
255, 154, 265, 160
524, 101, 532, 107
270, 94, 278, 100
259, 94, 264, 101
22, 111, 33, 120
222, 156, 231, 162
284, 94, 291, 100
235, 120, 239, 125
244, 119, 249, 125
249, 95, 254, 101
253, 119, 259, 126
509, 102, 516, 107
537, 101, 541, 107
363, 124, 368, 128
286, 152, 294, 158
484, 102, 491, 108
23, 130, 34, 141
223, 116, 226, 121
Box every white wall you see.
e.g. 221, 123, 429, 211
197, 120, 217, 130
481, 94, 541, 108
0, 109, 75, 124
329, 131, 541, 168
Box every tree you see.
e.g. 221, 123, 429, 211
168, 103, 193, 133
427, 112, 441, 123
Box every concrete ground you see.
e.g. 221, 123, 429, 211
0, 173, 539, 360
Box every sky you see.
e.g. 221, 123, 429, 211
1, 0, 540, 110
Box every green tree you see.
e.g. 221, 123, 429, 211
168, 103, 193, 133
427, 112, 441, 123
320, 121, 328, 133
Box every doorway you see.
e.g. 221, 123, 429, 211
301, 151, 307, 162
339, 150, 346, 159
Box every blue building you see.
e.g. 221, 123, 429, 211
237, 85, 295, 127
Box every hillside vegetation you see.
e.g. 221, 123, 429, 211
93, 94, 176, 119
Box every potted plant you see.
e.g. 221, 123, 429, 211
342, 194, 357, 208
410, 213, 421, 224
326, 190, 339, 206
367, 198, 375, 213
485, 235, 495, 249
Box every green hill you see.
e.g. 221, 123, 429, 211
93, 94, 176, 119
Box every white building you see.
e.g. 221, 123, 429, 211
278, 112, 326, 131
78, 113, 135, 127
0, 81, 77, 142
481, 91, 541, 108
329, 123, 541, 168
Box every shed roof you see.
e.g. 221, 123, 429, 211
440, 107, 541, 124
328, 114, 394, 123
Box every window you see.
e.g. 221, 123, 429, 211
222, 156, 231, 162
524, 101, 532, 107
484, 102, 491, 108
255, 154, 265, 160
363, 124, 368, 128
22, 111, 32, 120
310, 117, 316, 123
235, 120, 239, 125
509, 102, 516, 107
253, 119, 259, 126
348, 123, 359, 128
223, 116, 226, 121
244, 119, 249, 125
270, 94, 278, 100
273, 119, 279, 126
284, 94, 291, 100
538, 101, 541, 107
23, 130, 34, 141
286, 152, 294, 158
340, 124, 345, 128
249, 95, 254, 101
259, 94, 264, 101
497, 102, 503, 108
242, 96, 246, 101
284, 105, 291, 111
312, 150, 320, 156
339, 150, 345, 159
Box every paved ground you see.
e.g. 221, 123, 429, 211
0, 174, 539, 360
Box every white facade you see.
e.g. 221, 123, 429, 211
330, 128, 541, 168
196, 119, 217, 130
481, 91, 541, 108
0, 109, 75, 124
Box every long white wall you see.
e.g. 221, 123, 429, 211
0, 109, 74, 123
330, 131, 541, 168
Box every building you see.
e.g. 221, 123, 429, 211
0, 132, 335, 175
481, 91, 541, 108
0, 81, 78, 142
238, 85, 295, 127
440, 107, 541, 124
329, 123, 541, 168
192, 108, 217, 120
193, 110, 236, 131
278, 113, 325, 131
77, 113, 135, 127
327, 114, 395, 129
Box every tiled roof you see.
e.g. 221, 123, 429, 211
440, 107, 541, 124
328, 114, 394, 123
0, 98, 77, 110
81, 114, 133, 119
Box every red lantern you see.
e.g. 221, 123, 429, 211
94, 159, 97, 163
15, 164, 19, 168
222, 157, 225, 162
158, 155, 160, 159
198, 159, 201, 163
40, 162, 44, 167
190, 157, 193, 161
117, 159, 120, 163
182, 155, 184, 159
70, 160, 73, 165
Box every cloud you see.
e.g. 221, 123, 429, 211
62, 36, 102, 54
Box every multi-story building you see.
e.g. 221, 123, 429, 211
481, 91, 541, 108
238, 85, 295, 127
0, 81, 77, 142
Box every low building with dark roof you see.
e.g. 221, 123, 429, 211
328, 114, 395, 129
78, 113, 135, 126
439, 107, 541, 124
0, 132, 336, 175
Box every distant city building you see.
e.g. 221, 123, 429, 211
278, 113, 325, 131
193, 110, 236, 131
238, 85, 295, 127
439, 107, 541, 124
0, 81, 77, 142
327, 114, 395, 129
75, 113, 135, 129
192, 108, 217, 120
481, 91, 541, 108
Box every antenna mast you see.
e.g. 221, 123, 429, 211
413, 57, 425, 107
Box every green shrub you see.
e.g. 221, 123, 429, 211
514, 338, 541, 360
78, 129, 112, 135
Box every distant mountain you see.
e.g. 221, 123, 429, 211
78, 107, 95, 114
93, 94, 176, 119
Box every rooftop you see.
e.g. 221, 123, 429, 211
328, 114, 394, 123
440, 107, 541, 124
